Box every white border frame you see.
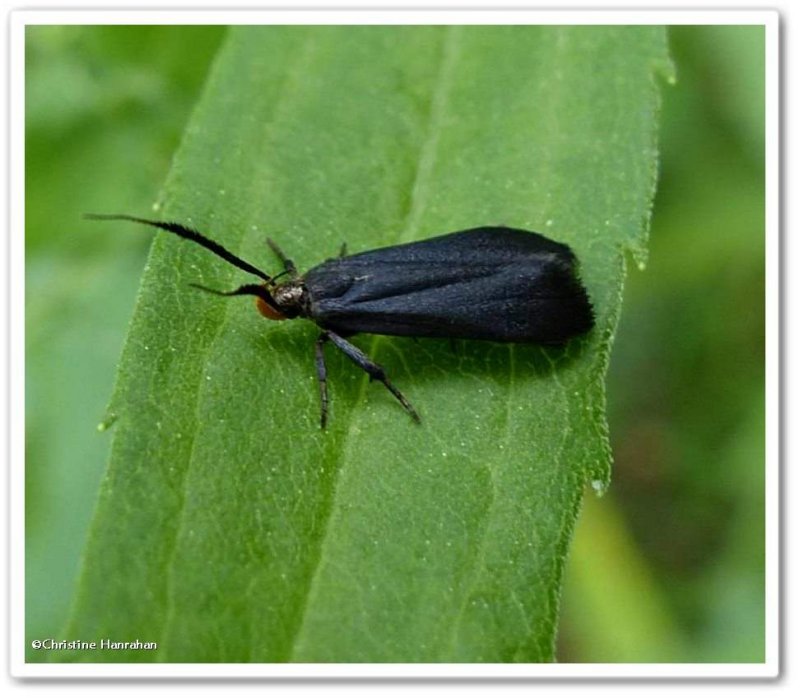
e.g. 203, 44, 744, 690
8, 7, 779, 680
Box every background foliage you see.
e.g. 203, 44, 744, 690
25, 24, 225, 659
25, 25, 765, 663
559, 26, 765, 663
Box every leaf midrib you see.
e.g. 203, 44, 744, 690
286, 26, 461, 661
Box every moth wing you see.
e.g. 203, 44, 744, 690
338, 226, 575, 265
305, 228, 593, 343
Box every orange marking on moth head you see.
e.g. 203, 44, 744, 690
256, 294, 287, 321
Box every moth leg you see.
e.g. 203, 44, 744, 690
314, 334, 330, 429
338, 242, 348, 258
266, 238, 298, 278
324, 330, 420, 423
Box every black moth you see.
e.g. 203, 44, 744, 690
86, 214, 594, 427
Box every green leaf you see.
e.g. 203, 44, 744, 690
61, 26, 672, 663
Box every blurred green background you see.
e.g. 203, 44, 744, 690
25, 25, 766, 662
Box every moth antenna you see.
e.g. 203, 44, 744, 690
189, 283, 287, 320
189, 282, 275, 304
84, 213, 273, 283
